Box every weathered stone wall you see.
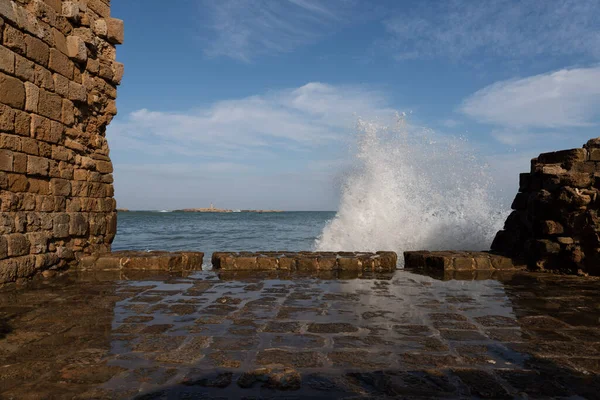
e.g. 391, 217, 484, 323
79, 251, 205, 271
492, 138, 600, 275
0, 0, 123, 284
404, 251, 526, 272
212, 251, 398, 272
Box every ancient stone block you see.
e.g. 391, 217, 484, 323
90, 19, 105, 38
0, 72, 26, 109
26, 232, 48, 254
0, 133, 21, 151
12, 152, 26, 173
50, 178, 71, 196
15, 53, 35, 81
25, 34, 50, 66
61, 99, 75, 125
0, 104, 15, 132
106, 18, 124, 44
3, 25, 25, 54
589, 148, 600, 162
34, 65, 54, 90
61, 1, 79, 19
69, 213, 88, 236
257, 256, 278, 270
0, 149, 13, 172
95, 160, 113, 173
66, 35, 87, 63
21, 137, 39, 155
28, 177, 50, 194
53, 72, 69, 96
540, 221, 564, 236
68, 81, 87, 102
112, 61, 124, 84
0, 45, 15, 74
88, 0, 110, 18
14, 110, 30, 136
8, 173, 29, 192
24, 82, 40, 112
53, 213, 70, 238
38, 89, 63, 120
27, 155, 49, 176
538, 148, 586, 167
7, 233, 29, 257
49, 48, 74, 78
0, 0, 17, 23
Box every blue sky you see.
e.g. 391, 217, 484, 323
108, 0, 600, 211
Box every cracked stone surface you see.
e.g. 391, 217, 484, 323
1, 270, 600, 399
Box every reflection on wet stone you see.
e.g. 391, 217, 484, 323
1, 270, 600, 398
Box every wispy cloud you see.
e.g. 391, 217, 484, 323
383, 0, 600, 62
109, 82, 395, 159
460, 66, 600, 129
199, 0, 364, 62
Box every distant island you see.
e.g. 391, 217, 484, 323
174, 208, 283, 213
173, 204, 283, 213
116, 208, 130, 212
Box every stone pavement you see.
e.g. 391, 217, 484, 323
1, 269, 599, 399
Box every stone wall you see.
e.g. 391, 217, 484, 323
212, 251, 398, 272
492, 138, 600, 275
0, 0, 123, 284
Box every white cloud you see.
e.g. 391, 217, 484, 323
108, 82, 398, 210
460, 66, 600, 129
108, 82, 395, 159
199, 0, 364, 62
383, 0, 600, 62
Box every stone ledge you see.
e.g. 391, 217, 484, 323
78, 251, 204, 271
404, 251, 526, 272
212, 251, 398, 272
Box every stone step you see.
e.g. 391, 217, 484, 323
79, 251, 204, 271
404, 251, 526, 271
211, 251, 398, 272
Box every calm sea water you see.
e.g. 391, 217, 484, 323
112, 211, 336, 258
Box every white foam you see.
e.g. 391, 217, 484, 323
315, 114, 508, 264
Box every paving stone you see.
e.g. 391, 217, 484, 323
439, 329, 488, 341
307, 322, 359, 333
257, 349, 323, 368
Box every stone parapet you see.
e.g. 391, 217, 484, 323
78, 251, 204, 271
404, 251, 526, 272
492, 138, 600, 275
0, 0, 122, 284
211, 251, 398, 272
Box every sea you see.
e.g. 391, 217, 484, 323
112, 117, 509, 264
112, 211, 336, 260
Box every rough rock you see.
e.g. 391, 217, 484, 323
492, 138, 600, 275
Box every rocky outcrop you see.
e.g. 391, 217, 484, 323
492, 138, 600, 275
0, 0, 123, 284
212, 251, 398, 272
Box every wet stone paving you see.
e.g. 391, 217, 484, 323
1, 270, 600, 399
